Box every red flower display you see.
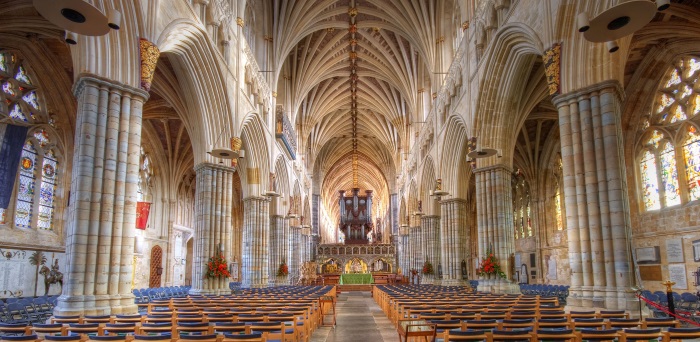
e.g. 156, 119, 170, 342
277, 262, 289, 277
422, 261, 434, 275
477, 248, 506, 279
206, 253, 230, 278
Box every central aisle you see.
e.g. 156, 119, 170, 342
311, 292, 399, 342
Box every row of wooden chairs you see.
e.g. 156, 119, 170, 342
419, 316, 680, 332
1, 332, 270, 342
404, 310, 633, 322
435, 326, 700, 342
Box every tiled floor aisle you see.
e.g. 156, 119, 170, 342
311, 292, 399, 342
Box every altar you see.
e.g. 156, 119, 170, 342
339, 273, 374, 285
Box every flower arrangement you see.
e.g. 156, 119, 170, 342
422, 261, 434, 275
206, 253, 230, 278
477, 249, 506, 279
410, 269, 418, 276
277, 261, 289, 277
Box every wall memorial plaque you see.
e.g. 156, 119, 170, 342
636, 246, 660, 264
668, 264, 688, 290
666, 238, 684, 263
639, 265, 662, 281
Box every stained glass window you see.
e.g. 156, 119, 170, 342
1, 52, 42, 123
34, 129, 49, 147
685, 126, 700, 201
38, 149, 57, 230
15, 141, 36, 228
0, 208, 5, 224
526, 201, 532, 237
660, 141, 681, 206
656, 57, 700, 124
641, 150, 661, 210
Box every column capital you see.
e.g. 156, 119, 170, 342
472, 164, 512, 175
73, 73, 149, 101
552, 80, 623, 107
194, 162, 236, 174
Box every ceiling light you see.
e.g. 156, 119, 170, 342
578, 0, 668, 44
34, 0, 115, 36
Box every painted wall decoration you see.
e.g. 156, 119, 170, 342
0, 248, 66, 297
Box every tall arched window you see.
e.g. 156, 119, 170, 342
512, 171, 532, 238
0, 51, 60, 229
637, 56, 700, 211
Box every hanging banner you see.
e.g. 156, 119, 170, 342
0, 123, 29, 209
136, 202, 151, 230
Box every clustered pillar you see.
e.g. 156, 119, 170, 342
288, 226, 301, 283
55, 76, 148, 316
421, 215, 441, 283
268, 215, 287, 284
190, 163, 234, 295
475, 165, 515, 291
408, 225, 423, 275
440, 198, 468, 285
554, 81, 633, 309
241, 196, 270, 288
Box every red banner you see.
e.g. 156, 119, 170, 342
136, 202, 151, 230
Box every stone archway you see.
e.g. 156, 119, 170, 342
149, 246, 163, 288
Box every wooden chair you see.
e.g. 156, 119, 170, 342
247, 322, 287, 342
132, 333, 173, 342
114, 315, 144, 324
642, 317, 680, 329
67, 323, 102, 338
499, 319, 534, 331
175, 333, 218, 342
568, 311, 596, 321
443, 330, 489, 342
576, 328, 620, 342
0, 323, 31, 336
0, 335, 41, 342
84, 316, 113, 325
31, 323, 66, 338
212, 323, 247, 335
86, 335, 130, 342
490, 328, 532, 342
43, 335, 83, 342
531, 328, 577, 342
606, 318, 641, 330
619, 328, 662, 342
102, 323, 138, 336
463, 320, 499, 332
140, 323, 174, 336
571, 318, 606, 330
221, 333, 265, 342
480, 312, 508, 321
662, 327, 700, 342
428, 319, 462, 334
597, 310, 628, 319
51, 316, 83, 324
535, 318, 570, 330
176, 322, 212, 337
266, 313, 299, 342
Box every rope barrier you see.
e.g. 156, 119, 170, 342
637, 294, 700, 327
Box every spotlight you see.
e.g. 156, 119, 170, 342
64, 30, 78, 45
107, 8, 121, 30
606, 40, 619, 53
656, 0, 670, 11
238, 149, 245, 159
577, 12, 590, 33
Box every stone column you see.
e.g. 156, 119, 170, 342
55, 76, 148, 316
553, 81, 632, 309
268, 215, 285, 285
288, 226, 301, 283
390, 194, 399, 236
440, 198, 468, 285
399, 228, 410, 274
421, 215, 441, 283
475, 165, 515, 291
241, 196, 270, 288
409, 225, 423, 274
190, 163, 234, 294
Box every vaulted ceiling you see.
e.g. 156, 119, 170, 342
267, 0, 458, 225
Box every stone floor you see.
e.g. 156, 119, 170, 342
310, 292, 399, 342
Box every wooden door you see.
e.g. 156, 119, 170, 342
149, 245, 163, 288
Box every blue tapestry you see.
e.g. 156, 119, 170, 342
0, 123, 29, 208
